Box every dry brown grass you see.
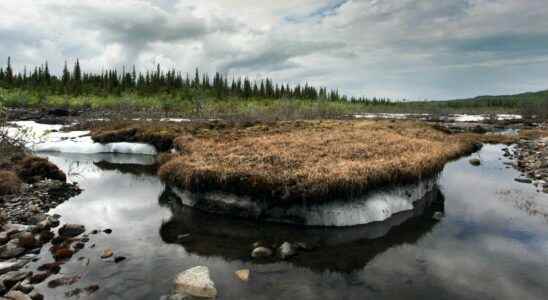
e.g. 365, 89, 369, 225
0, 170, 23, 196
159, 120, 479, 204
16, 156, 66, 183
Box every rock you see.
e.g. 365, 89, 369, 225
47, 275, 80, 288
28, 272, 49, 284
64, 288, 82, 298
53, 248, 74, 260
101, 249, 113, 259
90, 230, 99, 235
58, 224, 85, 238
17, 233, 37, 249
235, 269, 250, 282
11, 280, 33, 294
0, 261, 28, 276
251, 247, 273, 258
37, 262, 62, 274
469, 158, 481, 166
74, 242, 85, 250
278, 242, 296, 260
38, 230, 54, 243
83, 284, 99, 295
0, 271, 31, 289
515, 178, 533, 184
114, 256, 126, 263
28, 291, 44, 300
4, 290, 31, 300
175, 266, 217, 298
0, 232, 10, 244
0, 242, 25, 259
103, 229, 112, 234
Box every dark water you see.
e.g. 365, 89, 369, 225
29, 145, 548, 300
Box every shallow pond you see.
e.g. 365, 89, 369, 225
26, 145, 548, 300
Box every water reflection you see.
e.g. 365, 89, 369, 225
159, 187, 444, 273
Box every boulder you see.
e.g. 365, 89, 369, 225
58, 224, 85, 238
251, 247, 272, 258
515, 178, 532, 184
469, 158, 481, 166
101, 249, 113, 259
234, 269, 250, 282
53, 248, 74, 260
17, 233, 37, 249
0, 271, 31, 290
175, 266, 217, 298
0, 242, 25, 259
28, 291, 44, 300
0, 261, 28, 276
278, 242, 296, 260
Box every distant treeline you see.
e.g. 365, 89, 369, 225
0, 57, 392, 105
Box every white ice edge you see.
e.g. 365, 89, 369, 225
172, 178, 436, 227
353, 113, 522, 122
4, 121, 157, 155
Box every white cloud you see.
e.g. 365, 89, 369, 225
1, 0, 548, 99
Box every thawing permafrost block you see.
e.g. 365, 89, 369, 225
265, 178, 436, 226
171, 177, 436, 227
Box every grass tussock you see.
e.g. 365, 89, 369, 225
89, 121, 189, 152
159, 120, 479, 204
0, 170, 23, 196
16, 156, 66, 183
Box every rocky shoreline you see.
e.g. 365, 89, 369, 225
0, 176, 84, 299
510, 135, 548, 193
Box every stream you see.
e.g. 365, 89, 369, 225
18, 143, 548, 300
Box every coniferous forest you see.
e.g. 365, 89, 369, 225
0, 57, 392, 104
0, 56, 546, 116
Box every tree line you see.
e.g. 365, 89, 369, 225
0, 57, 393, 105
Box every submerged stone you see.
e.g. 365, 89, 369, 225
58, 224, 85, 238
469, 158, 481, 166
515, 178, 532, 184
175, 266, 217, 298
278, 242, 296, 260
235, 269, 250, 282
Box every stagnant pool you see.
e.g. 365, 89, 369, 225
24, 144, 548, 300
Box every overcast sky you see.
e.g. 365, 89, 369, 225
1, 0, 548, 100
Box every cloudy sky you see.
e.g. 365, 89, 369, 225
1, 0, 548, 100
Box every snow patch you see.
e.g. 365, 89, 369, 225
5, 121, 157, 155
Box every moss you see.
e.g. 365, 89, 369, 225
0, 170, 23, 196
